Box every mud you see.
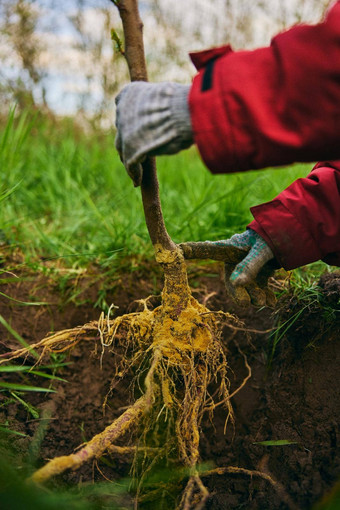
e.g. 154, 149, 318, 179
0, 260, 339, 509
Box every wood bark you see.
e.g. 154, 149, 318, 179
113, 0, 176, 252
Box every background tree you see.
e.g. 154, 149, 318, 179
0, 0, 45, 111
0, 0, 334, 122
67, 0, 128, 129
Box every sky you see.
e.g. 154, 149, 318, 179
0, 0, 332, 117
35, 0, 114, 114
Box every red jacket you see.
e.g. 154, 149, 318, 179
188, 2, 340, 270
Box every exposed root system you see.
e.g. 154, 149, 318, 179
2, 248, 257, 508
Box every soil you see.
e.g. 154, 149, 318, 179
0, 257, 339, 510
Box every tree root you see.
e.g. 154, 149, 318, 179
202, 466, 299, 510
30, 395, 148, 484
2, 289, 257, 508
0, 323, 99, 364
179, 473, 209, 510
1, 248, 283, 508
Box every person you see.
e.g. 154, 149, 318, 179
115, 1, 340, 305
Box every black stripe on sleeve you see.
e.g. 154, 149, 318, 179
201, 58, 216, 92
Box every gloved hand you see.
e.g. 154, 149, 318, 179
208, 229, 277, 307
115, 81, 193, 186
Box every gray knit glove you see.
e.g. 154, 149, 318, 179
209, 229, 277, 307
115, 82, 193, 186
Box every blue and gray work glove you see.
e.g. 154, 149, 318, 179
115, 81, 193, 186
209, 229, 276, 307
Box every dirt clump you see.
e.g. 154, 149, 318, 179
318, 271, 340, 309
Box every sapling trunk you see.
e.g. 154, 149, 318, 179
113, 0, 193, 321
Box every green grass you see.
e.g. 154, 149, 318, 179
267, 262, 339, 367
0, 356, 70, 431
0, 106, 314, 271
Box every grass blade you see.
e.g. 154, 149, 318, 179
10, 392, 39, 419
0, 382, 55, 392
0, 363, 71, 373
0, 291, 50, 306
254, 440, 298, 446
0, 425, 27, 438
28, 370, 67, 382
0, 314, 39, 358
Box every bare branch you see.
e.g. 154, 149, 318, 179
180, 242, 248, 264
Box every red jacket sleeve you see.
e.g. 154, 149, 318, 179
248, 161, 340, 269
188, 1, 340, 173
188, 2, 340, 269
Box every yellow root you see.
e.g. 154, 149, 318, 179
30, 395, 148, 484
204, 465, 277, 485
203, 466, 299, 510
0, 323, 99, 365
3, 247, 260, 508
107, 445, 160, 456
4, 293, 246, 505
180, 473, 209, 510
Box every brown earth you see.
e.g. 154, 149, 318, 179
0, 257, 339, 509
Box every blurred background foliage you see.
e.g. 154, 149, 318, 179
0, 0, 333, 129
